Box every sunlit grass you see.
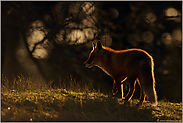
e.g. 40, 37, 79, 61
1, 74, 182, 121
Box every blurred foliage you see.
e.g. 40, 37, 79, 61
1, 1, 182, 102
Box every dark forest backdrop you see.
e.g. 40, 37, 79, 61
1, 1, 182, 102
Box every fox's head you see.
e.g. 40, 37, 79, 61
84, 41, 103, 68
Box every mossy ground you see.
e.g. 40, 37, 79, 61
1, 75, 182, 121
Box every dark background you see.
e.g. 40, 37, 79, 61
1, 2, 182, 102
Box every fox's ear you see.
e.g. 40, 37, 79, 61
96, 40, 102, 52
92, 42, 96, 50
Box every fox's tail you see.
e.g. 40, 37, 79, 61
139, 59, 158, 106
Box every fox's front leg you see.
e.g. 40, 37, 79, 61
117, 81, 124, 99
112, 81, 124, 99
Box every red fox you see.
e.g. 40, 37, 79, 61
84, 41, 158, 106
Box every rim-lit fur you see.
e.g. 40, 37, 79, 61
84, 41, 158, 106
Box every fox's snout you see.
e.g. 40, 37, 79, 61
84, 61, 92, 68
84, 63, 89, 68
84, 58, 95, 68
83, 62, 87, 67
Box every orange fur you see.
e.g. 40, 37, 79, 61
84, 41, 158, 106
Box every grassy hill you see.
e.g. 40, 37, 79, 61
1, 75, 182, 121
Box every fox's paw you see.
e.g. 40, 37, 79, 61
112, 93, 116, 97
112, 89, 117, 95
137, 102, 143, 106
151, 101, 158, 107
124, 100, 130, 106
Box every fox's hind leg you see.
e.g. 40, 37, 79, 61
137, 79, 146, 105
125, 78, 136, 102
138, 87, 146, 105
112, 82, 117, 96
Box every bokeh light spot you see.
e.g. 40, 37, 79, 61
146, 12, 156, 23
108, 8, 119, 19
100, 34, 112, 47
32, 45, 49, 59
163, 60, 167, 65
172, 29, 182, 41
142, 31, 154, 43
163, 70, 169, 75
66, 30, 85, 44
161, 32, 172, 45
82, 2, 95, 15
127, 33, 141, 46
27, 30, 45, 51
165, 7, 178, 17
84, 28, 95, 40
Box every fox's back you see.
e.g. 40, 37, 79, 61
100, 47, 153, 79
